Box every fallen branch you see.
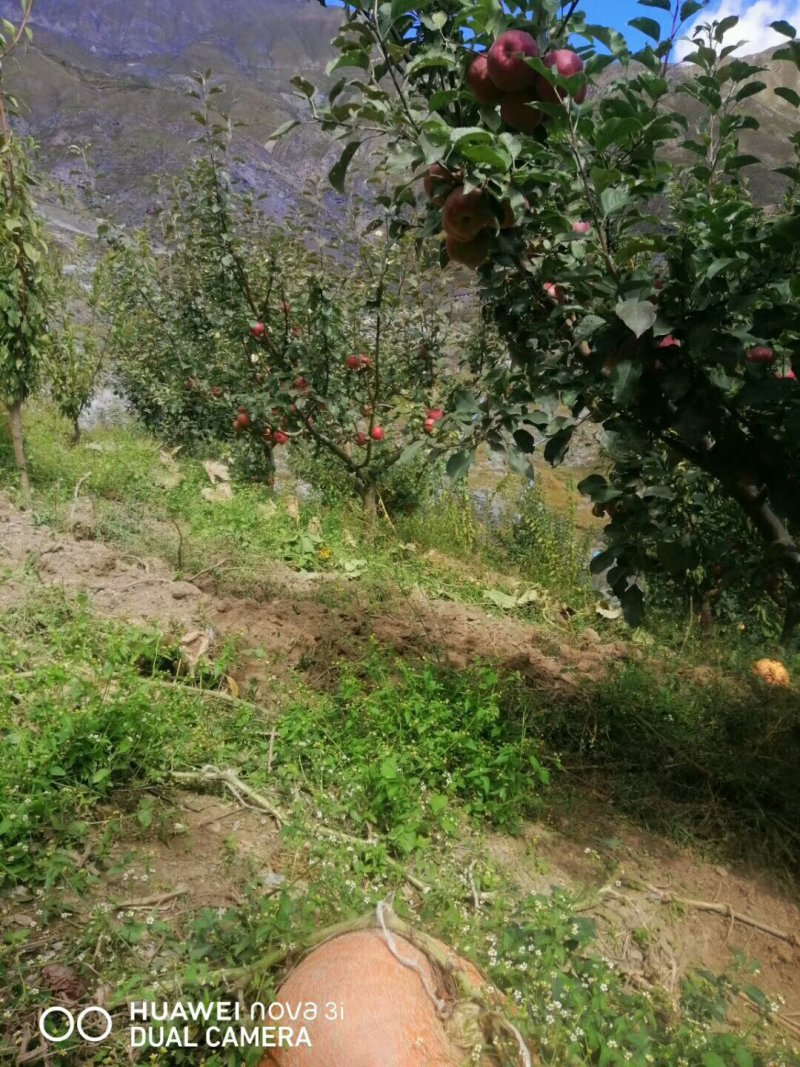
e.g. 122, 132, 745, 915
738, 991, 800, 1039
171, 766, 284, 826
168, 765, 428, 892
641, 883, 800, 947
184, 558, 231, 584
68, 472, 91, 527
113, 885, 189, 911
147, 678, 268, 717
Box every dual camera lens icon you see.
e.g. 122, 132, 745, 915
39, 1006, 114, 1044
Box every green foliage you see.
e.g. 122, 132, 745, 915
301, 0, 800, 635
503, 482, 592, 601
275, 658, 550, 853
0, 598, 201, 888
97, 74, 483, 505
543, 659, 800, 865
290, 438, 443, 515
40, 247, 106, 440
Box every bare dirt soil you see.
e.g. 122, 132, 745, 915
2, 498, 798, 1034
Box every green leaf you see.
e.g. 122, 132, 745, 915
621, 585, 645, 627
774, 86, 800, 107
513, 429, 536, 454
628, 16, 661, 42
638, 0, 671, 10
610, 359, 643, 403
735, 81, 766, 102
544, 427, 574, 466
680, 1, 704, 20
575, 314, 607, 341
483, 588, 519, 610
600, 186, 630, 216
328, 140, 362, 193
380, 757, 399, 780
715, 15, 739, 41
265, 118, 300, 144
705, 257, 736, 279
770, 20, 796, 38
406, 50, 458, 77
327, 49, 370, 74
615, 299, 657, 338
290, 76, 316, 99
396, 440, 425, 467
446, 450, 472, 481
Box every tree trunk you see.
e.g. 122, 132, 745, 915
72, 418, 81, 446
7, 401, 31, 506
360, 480, 378, 518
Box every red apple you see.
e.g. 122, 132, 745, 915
536, 49, 586, 104
370, 426, 385, 442
445, 231, 493, 269
250, 322, 266, 339
487, 29, 539, 92
659, 335, 681, 348
427, 408, 445, 421
356, 431, 369, 448
291, 325, 303, 338
500, 89, 543, 134
346, 354, 362, 370
466, 53, 504, 105
273, 431, 289, 445
423, 418, 436, 434
359, 354, 372, 369
543, 281, 567, 304
778, 368, 797, 380
747, 345, 775, 365
442, 187, 497, 242
294, 376, 309, 390
211, 385, 224, 398
572, 220, 591, 234
423, 163, 463, 207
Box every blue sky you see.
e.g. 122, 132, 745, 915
325, 1, 798, 57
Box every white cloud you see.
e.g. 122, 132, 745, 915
673, 0, 800, 59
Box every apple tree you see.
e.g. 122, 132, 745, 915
42, 245, 107, 445
300, 0, 800, 637
100, 75, 489, 510
0, 1, 49, 503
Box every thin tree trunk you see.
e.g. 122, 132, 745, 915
8, 401, 31, 506
361, 480, 378, 518
72, 418, 81, 446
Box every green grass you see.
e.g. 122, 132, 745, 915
1, 405, 799, 1063
0, 592, 796, 1066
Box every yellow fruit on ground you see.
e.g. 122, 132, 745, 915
753, 659, 791, 688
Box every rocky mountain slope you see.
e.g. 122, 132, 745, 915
0, 0, 345, 219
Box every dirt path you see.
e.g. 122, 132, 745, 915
2, 497, 799, 1030
0, 496, 626, 696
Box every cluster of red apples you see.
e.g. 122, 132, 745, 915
235, 326, 451, 449
426, 31, 585, 268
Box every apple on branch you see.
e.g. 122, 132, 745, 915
487, 30, 539, 92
